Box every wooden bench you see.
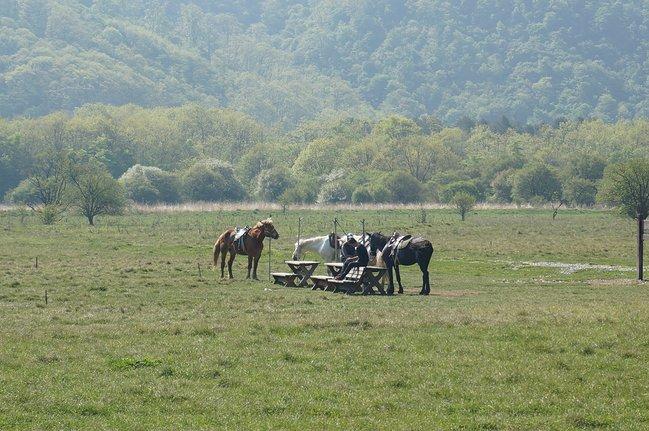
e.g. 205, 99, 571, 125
326, 266, 367, 294
271, 272, 298, 287
310, 275, 333, 291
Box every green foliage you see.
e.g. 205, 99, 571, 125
376, 171, 424, 204
490, 169, 516, 203
254, 167, 293, 202
452, 192, 476, 221
181, 159, 246, 202
119, 165, 180, 204
564, 178, 598, 207
3, 1, 649, 125
440, 181, 481, 204
70, 161, 126, 225
512, 164, 563, 204
598, 159, 649, 219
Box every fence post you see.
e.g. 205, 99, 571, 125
639, 215, 644, 281
333, 218, 339, 261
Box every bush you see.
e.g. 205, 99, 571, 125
378, 171, 424, 203
564, 178, 598, 206
439, 181, 481, 203
5, 179, 39, 207
351, 186, 374, 204
181, 159, 246, 202
119, 165, 181, 204
512, 164, 562, 203
255, 167, 293, 201
490, 169, 515, 203
317, 182, 352, 204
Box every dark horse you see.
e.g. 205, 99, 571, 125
213, 218, 279, 280
369, 232, 433, 295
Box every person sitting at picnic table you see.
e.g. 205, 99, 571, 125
341, 233, 357, 261
335, 237, 369, 280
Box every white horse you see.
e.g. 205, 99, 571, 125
292, 233, 372, 262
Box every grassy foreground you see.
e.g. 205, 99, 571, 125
1, 207, 648, 430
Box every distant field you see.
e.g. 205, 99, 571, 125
1, 208, 648, 430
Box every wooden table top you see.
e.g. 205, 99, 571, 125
285, 260, 319, 265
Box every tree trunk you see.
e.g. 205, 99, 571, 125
88, 214, 94, 226
639, 216, 644, 281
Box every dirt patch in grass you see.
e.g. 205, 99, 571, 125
428, 290, 480, 297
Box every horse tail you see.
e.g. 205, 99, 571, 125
375, 250, 386, 268
213, 231, 229, 267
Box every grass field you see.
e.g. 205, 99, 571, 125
1, 207, 648, 430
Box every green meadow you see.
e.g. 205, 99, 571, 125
1, 208, 648, 430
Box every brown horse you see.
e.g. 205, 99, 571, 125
212, 218, 279, 280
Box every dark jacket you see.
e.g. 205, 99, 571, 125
342, 241, 356, 260
356, 243, 369, 266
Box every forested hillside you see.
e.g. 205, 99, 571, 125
1, 1, 648, 126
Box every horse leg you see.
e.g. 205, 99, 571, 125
386, 264, 395, 296
419, 252, 432, 295
253, 254, 260, 280
395, 264, 404, 294
220, 245, 227, 279
227, 249, 236, 279
246, 255, 252, 279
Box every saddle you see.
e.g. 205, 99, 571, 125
234, 226, 250, 254
383, 233, 413, 261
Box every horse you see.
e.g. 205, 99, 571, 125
292, 233, 372, 262
212, 218, 279, 280
369, 232, 433, 295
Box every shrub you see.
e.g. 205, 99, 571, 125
255, 167, 293, 202
351, 186, 374, 204
378, 171, 424, 203
119, 165, 180, 204
181, 159, 246, 202
564, 178, 598, 206
512, 164, 562, 203
439, 181, 481, 203
490, 169, 515, 203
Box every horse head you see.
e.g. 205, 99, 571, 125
259, 218, 280, 239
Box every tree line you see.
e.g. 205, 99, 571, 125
2, 104, 648, 224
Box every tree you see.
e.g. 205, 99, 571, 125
564, 178, 598, 206
181, 159, 246, 202
598, 159, 649, 280
598, 160, 649, 220
119, 165, 181, 204
70, 161, 126, 225
12, 149, 71, 224
439, 181, 481, 204
378, 171, 424, 204
452, 192, 476, 221
254, 167, 293, 202
512, 164, 562, 204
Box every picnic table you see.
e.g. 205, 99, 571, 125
362, 266, 387, 295
272, 261, 320, 287
322, 263, 387, 295
325, 262, 343, 277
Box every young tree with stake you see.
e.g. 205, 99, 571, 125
598, 159, 649, 280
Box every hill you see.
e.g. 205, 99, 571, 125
1, 1, 648, 126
